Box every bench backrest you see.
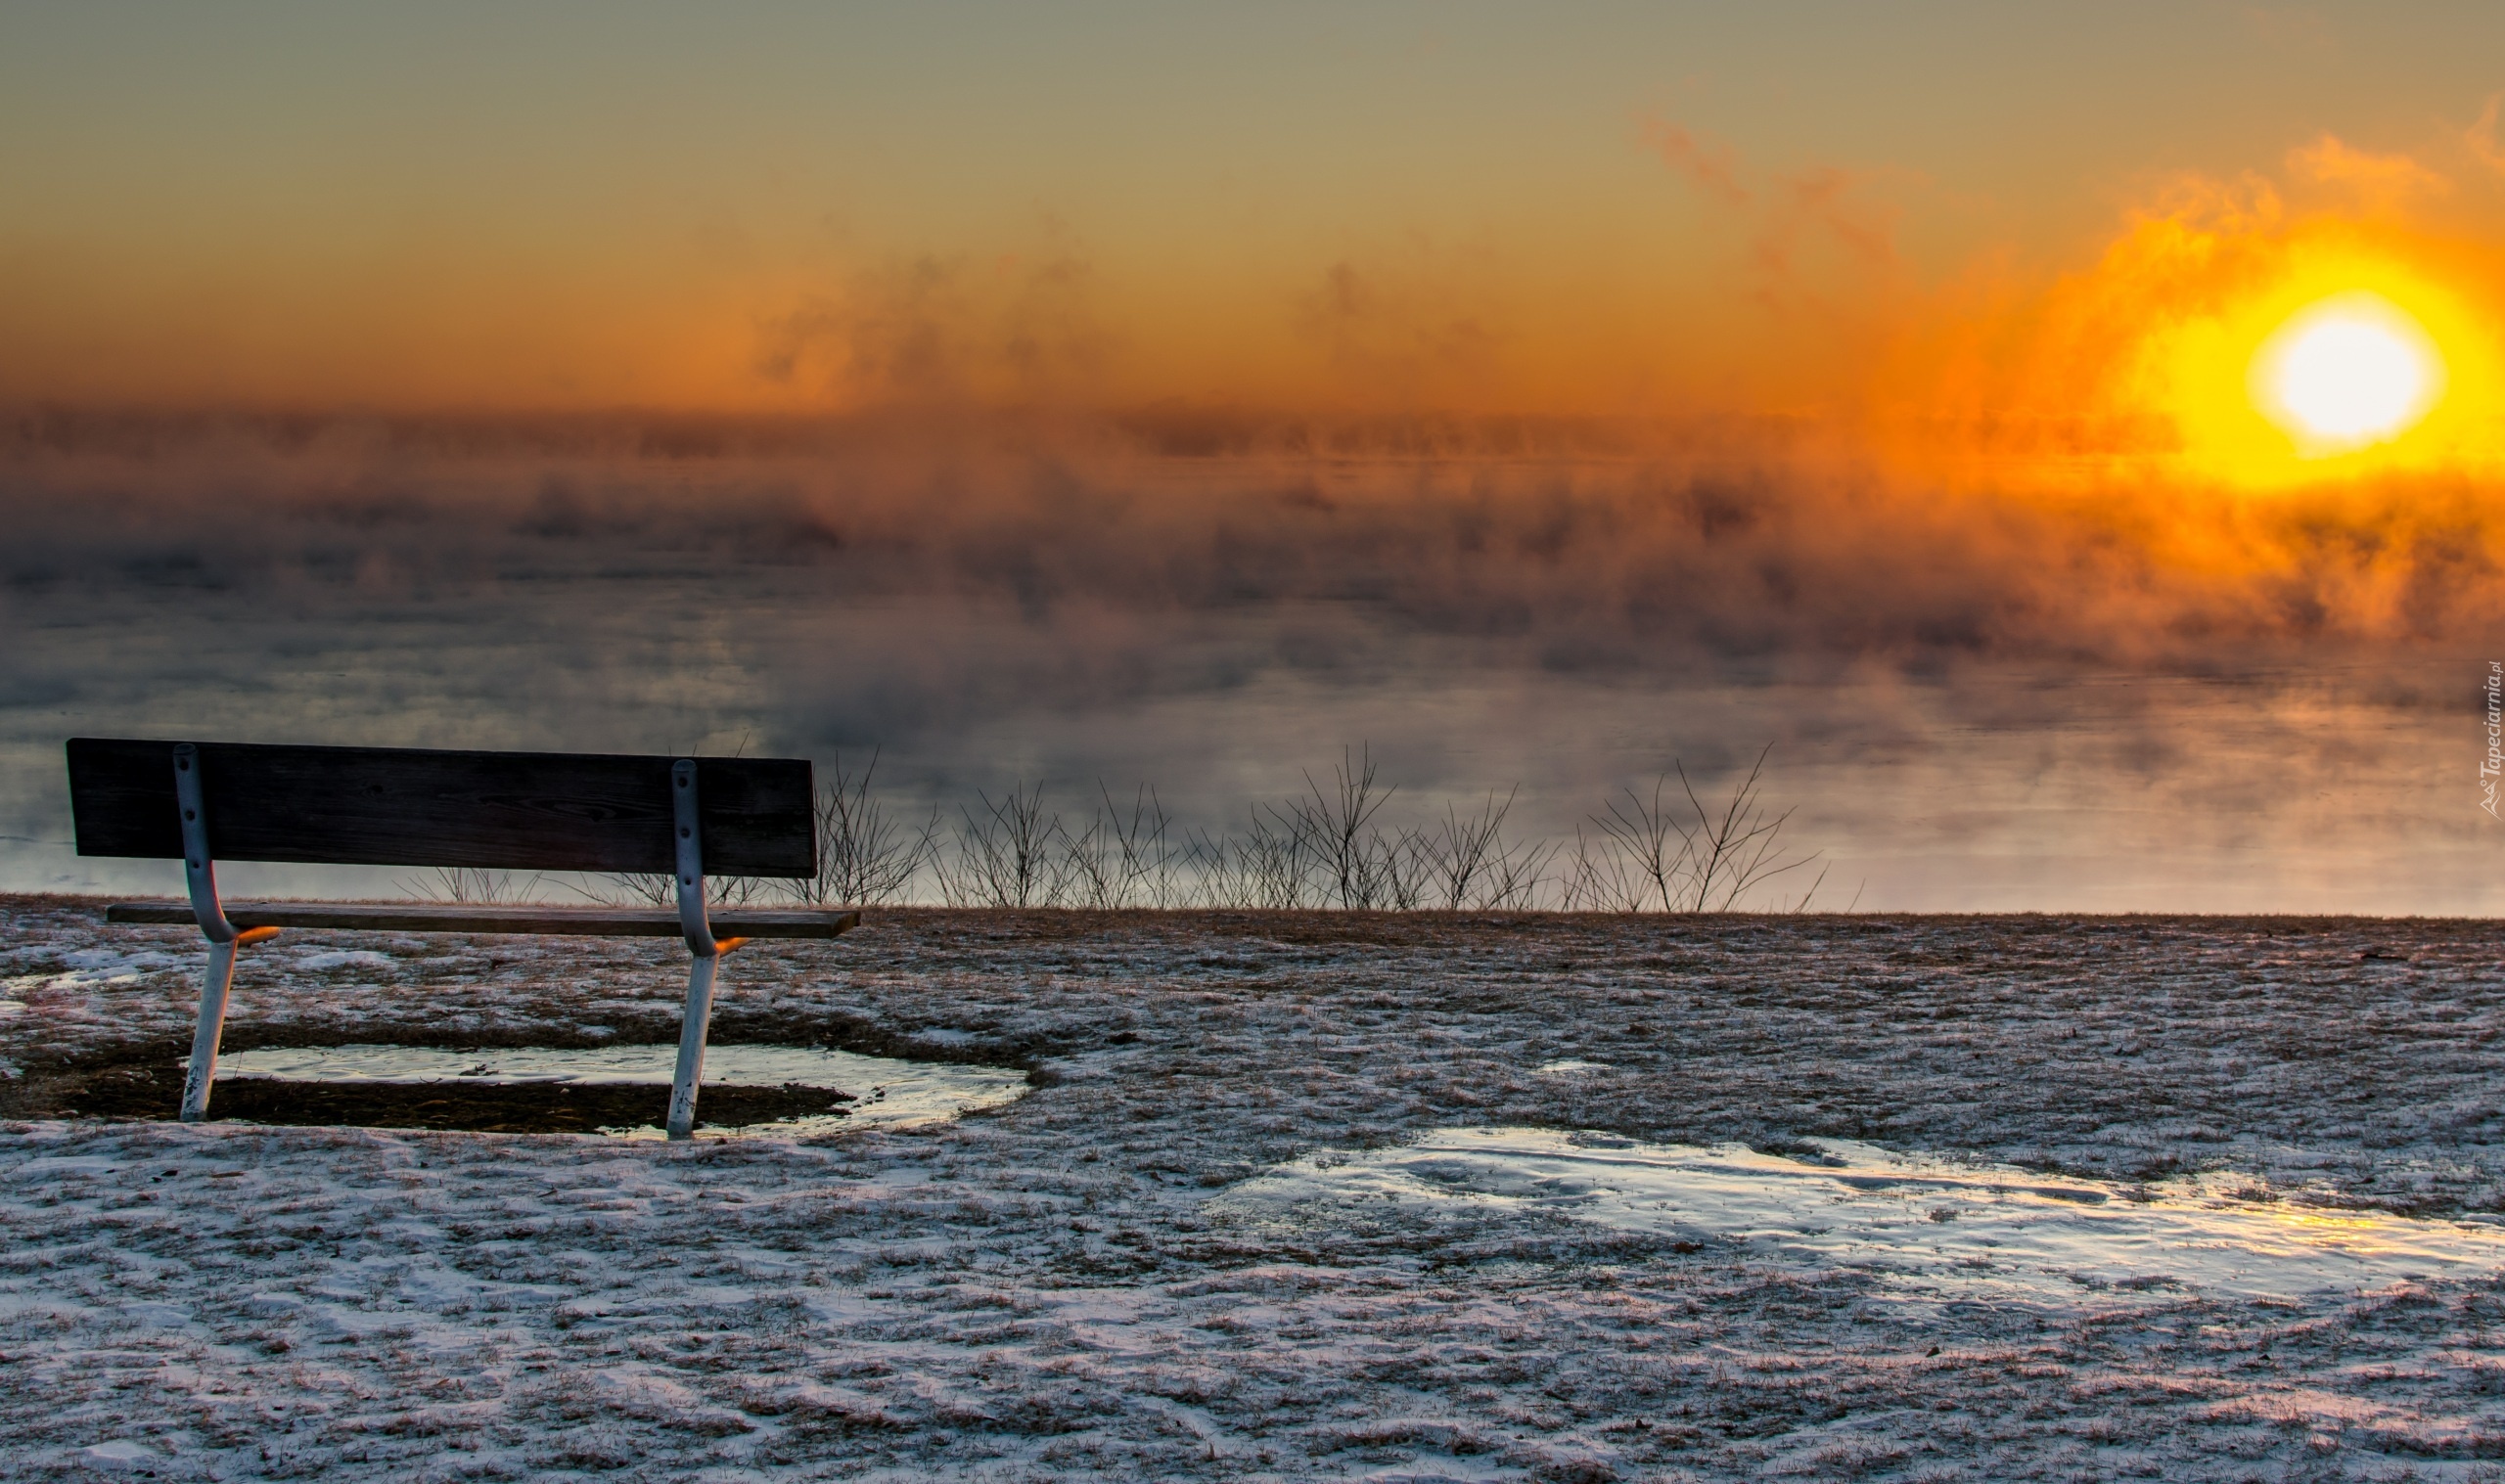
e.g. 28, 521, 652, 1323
67, 739, 815, 877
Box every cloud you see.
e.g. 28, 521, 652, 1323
752, 241, 1115, 408
1289, 255, 1509, 409
2286, 133, 2449, 204
1639, 117, 1750, 205
2466, 95, 2505, 176
1638, 116, 1900, 320
1744, 165, 1901, 317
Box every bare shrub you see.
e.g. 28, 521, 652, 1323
1291, 745, 1395, 910
1371, 828, 1435, 911
1244, 806, 1316, 908
582, 873, 775, 910
406, 866, 539, 905
1480, 828, 1556, 910
1189, 803, 1314, 908
1181, 827, 1244, 908
595, 873, 679, 910
1594, 776, 1689, 913
1425, 787, 1557, 910
1100, 784, 1180, 908
790, 750, 937, 908
454, 742, 1824, 915
1670, 745, 1817, 911
946, 782, 1064, 908
1587, 744, 1819, 912
709, 874, 776, 908
1058, 807, 1118, 910
1560, 826, 1650, 912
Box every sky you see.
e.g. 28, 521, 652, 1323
7, 2, 2505, 423
6, 2, 2505, 910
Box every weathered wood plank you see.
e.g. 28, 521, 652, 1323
68, 740, 815, 877
105, 901, 861, 939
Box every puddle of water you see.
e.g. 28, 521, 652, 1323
210, 1044, 1028, 1136
1214, 1126, 2505, 1308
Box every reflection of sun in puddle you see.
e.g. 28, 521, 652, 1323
1214, 1127, 2505, 1308
210, 1044, 1028, 1138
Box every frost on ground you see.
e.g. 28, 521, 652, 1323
4, 897, 2505, 1480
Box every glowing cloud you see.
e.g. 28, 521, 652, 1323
1897, 157, 2505, 494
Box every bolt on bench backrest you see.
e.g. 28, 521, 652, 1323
67, 738, 816, 877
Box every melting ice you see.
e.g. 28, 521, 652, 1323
1217, 1126, 2505, 1308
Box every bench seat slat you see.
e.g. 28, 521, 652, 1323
105, 901, 861, 939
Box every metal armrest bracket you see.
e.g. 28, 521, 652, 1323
172, 742, 278, 1122
667, 758, 723, 1139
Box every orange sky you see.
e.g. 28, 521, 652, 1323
8, 2, 2505, 485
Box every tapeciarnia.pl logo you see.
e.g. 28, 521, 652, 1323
2484, 660, 2502, 819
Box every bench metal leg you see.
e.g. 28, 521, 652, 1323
180, 939, 241, 1123
666, 954, 720, 1140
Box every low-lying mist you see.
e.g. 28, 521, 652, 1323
3, 410, 2493, 912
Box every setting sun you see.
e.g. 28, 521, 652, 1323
2252, 293, 2442, 454
2114, 237, 2505, 490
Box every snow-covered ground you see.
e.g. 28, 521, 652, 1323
6, 896, 2505, 1480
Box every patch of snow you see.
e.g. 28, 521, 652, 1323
16, 1156, 122, 1178
2, 947, 180, 995
60, 948, 160, 971
117, 1301, 197, 1329
1532, 1057, 1609, 1075
1217, 1126, 2505, 1309
295, 949, 394, 971
210, 1043, 1028, 1134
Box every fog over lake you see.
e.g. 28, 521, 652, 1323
4, 414, 2491, 913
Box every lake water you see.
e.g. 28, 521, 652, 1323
5, 428, 2494, 913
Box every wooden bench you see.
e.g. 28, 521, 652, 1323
67, 738, 859, 1139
